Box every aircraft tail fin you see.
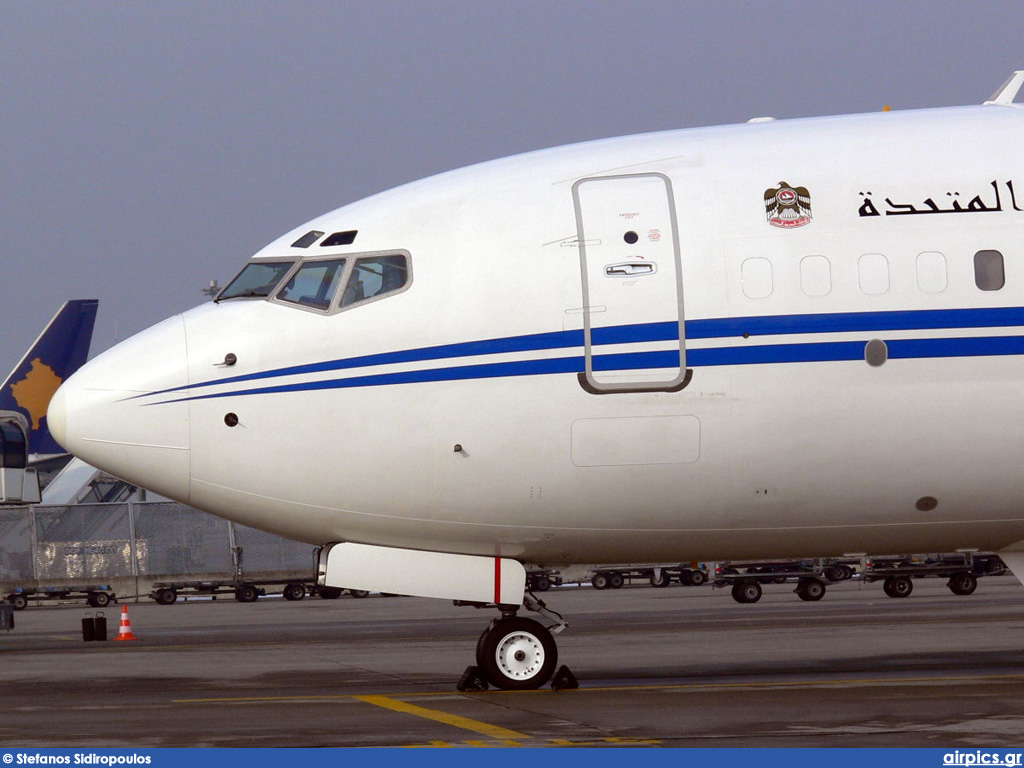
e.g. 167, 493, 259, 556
0, 300, 99, 454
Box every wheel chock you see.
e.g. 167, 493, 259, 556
456, 665, 489, 692
550, 665, 579, 691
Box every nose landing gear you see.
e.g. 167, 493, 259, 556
458, 600, 576, 692
477, 615, 557, 690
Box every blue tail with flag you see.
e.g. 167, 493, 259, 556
0, 300, 98, 455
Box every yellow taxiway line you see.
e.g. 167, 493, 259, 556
353, 695, 528, 742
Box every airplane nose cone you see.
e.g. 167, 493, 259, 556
52, 314, 191, 502
47, 383, 68, 450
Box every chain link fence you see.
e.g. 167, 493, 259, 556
35, 504, 134, 582
0, 502, 317, 599
0, 508, 33, 582
133, 502, 233, 578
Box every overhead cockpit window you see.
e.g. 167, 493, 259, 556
291, 230, 325, 248
218, 261, 296, 301
341, 254, 409, 307
277, 259, 347, 310
322, 230, 358, 247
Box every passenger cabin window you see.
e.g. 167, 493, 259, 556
858, 253, 889, 295
974, 250, 1005, 291
0, 422, 27, 469
740, 258, 773, 299
277, 259, 347, 310
800, 256, 831, 297
916, 252, 948, 293
341, 254, 409, 307
218, 261, 295, 300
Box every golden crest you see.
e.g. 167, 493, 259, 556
764, 181, 812, 228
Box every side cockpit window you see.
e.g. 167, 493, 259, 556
341, 254, 409, 308
218, 261, 296, 301
277, 259, 347, 309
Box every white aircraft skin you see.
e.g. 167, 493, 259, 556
49, 74, 1024, 689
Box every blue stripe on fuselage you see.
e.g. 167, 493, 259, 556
140, 305, 1024, 402
149, 334, 1024, 405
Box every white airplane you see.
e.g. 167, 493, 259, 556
48, 72, 1024, 690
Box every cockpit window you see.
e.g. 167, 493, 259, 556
218, 261, 295, 301
277, 259, 347, 310
341, 254, 409, 307
232, 250, 410, 313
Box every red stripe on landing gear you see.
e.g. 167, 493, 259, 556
494, 557, 501, 604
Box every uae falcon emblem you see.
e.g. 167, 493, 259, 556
764, 181, 812, 228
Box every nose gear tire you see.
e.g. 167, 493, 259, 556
476, 617, 557, 690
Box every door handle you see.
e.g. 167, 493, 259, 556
605, 261, 657, 277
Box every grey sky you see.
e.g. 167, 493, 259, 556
3, 1, 1022, 368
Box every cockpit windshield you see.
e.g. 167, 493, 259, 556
216, 251, 410, 312
277, 259, 347, 310
217, 261, 296, 301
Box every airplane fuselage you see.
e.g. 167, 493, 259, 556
50, 103, 1024, 567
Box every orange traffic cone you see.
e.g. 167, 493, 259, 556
114, 604, 137, 641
